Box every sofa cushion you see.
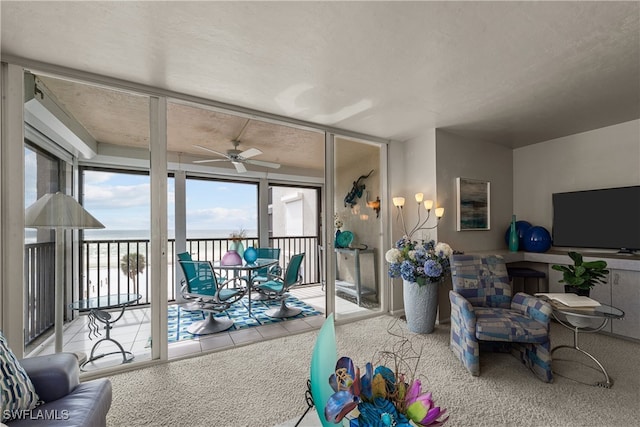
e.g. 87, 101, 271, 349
0, 332, 40, 422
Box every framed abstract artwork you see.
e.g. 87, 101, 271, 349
456, 177, 490, 231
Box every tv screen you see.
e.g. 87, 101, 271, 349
552, 185, 640, 252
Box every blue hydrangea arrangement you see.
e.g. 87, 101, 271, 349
385, 238, 452, 286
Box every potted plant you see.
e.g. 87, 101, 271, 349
551, 251, 609, 296
385, 238, 453, 333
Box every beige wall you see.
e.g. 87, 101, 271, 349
513, 119, 640, 231
386, 130, 439, 312
435, 129, 514, 252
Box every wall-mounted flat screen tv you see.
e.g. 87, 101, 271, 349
552, 185, 640, 253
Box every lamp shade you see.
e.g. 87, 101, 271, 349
392, 197, 405, 207
25, 192, 104, 229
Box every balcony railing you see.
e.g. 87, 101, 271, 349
24, 235, 321, 345
83, 236, 320, 304
24, 242, 56, 345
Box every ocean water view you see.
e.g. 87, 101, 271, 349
25, 229, 258, 243
25, 229, 259, 301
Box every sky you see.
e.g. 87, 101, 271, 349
82, 170, 258, 233
24, 148, 258, 236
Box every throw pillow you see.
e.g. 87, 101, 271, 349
0, 331, 40, 422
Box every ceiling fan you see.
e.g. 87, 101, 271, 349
193, 140, 281, 173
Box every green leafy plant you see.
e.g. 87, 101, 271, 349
551, 251, 609, 290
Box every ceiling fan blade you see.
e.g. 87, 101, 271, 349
238, 148, 262, 159
232, 161, 247, 173
193, 159, 229, 164
194, 145, 229, 158
245, 159, 281, 169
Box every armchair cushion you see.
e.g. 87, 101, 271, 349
511, 292, 553, 324
474, 308, 550, 343
0, 332, 40, 423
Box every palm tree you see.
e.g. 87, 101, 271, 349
120, 252, 146, 292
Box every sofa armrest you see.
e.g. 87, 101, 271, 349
449, 290, 477, 331
511, 292, 552, 326
19, 353, 79, 403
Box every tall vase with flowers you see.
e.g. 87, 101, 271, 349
386, 238, 453, 333
222, 229, 246, 266
228, 229, 246, 257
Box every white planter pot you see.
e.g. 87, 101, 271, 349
403, 279, 439, 334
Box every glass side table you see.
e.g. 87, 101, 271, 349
548, 301, 624, 388
69, 293, 142, 370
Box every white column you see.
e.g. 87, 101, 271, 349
150, 96, 168, 361
0, 63, 26, 356
324, 132, 335, 317
174, 170, 187, 303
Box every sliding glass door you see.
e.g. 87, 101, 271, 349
332, 136, 385, 320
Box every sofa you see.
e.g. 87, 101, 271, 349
6, 353, 112, 426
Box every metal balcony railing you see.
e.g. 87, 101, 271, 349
24, 235, 320, 345
24, 242, 56, 345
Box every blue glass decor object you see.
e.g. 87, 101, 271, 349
523, 226, 552, 253
243, 246, 258, 264
504, 220, 532, 248
508, 215, 519, 252
336, 231, 354, 248
310, 314, 338, 427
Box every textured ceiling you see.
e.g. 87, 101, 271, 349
3, 1, 639, 150
37, 75, 325, 172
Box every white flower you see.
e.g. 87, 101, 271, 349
408, 250, 417, 261
435, 242, 452, 258
385, 248, 402, 263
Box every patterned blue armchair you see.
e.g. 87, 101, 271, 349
449, 254, 553, 382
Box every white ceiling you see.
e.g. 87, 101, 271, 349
2, 1, 639, 148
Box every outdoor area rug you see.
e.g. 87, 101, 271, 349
167, 295, 322, 342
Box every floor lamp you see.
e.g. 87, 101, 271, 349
25, 192, 104, 353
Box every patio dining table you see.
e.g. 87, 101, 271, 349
212, 258, 279, 315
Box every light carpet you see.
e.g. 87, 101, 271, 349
107, 315, 640, 427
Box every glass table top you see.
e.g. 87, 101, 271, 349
69, 293, 141, 310
550, 302, 624, 320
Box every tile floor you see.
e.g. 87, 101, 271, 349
29, 284, 375, 371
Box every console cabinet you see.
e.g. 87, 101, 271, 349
547, 265, 640, 339
610, 269, 640, 340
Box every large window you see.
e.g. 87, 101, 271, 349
24, 144, 60, 243
81, 169, 151, 240
185, 177, 258, 239
23, 144, 60, 347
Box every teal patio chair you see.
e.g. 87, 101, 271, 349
256, 252, 305, 318
249, 247, 282, 300
177, 252, 245, 334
